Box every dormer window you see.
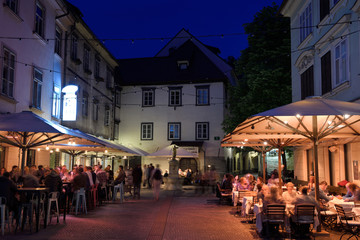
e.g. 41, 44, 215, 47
177, 60, 189, 70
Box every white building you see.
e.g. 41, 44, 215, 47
117, 29, 236, 174
280, 0, 360, 185
0, 0, 121, 170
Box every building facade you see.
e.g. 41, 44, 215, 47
280, 0, 360, 185
0, 0, 120, 170
117, 29, 236, 175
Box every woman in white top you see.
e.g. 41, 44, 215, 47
282, 182, 297, 204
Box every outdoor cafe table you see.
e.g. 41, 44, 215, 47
17, 187, 49, 232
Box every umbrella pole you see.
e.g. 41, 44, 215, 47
262, 151, 266, 182
278, 146, 282, 189
20, 132, 28, 175
313, 116, 320, 201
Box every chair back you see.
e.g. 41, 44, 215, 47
49, 192, 59, 200
265, 204, 286, 222
295, 204, 315, 223
335, 204, 347, 220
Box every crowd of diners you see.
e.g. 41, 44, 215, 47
219, 169, 360, 211
0, 163, 145, 233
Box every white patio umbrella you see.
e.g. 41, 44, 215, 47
223, 97, 360, 200
148, 145, 196, 158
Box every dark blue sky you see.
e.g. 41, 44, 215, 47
68, 0, 283, 60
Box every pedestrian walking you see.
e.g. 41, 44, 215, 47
132, 164, 142, 199
147, 164, 154, 189
151, 164, 162, 201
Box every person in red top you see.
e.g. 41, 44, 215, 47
95, 165, 107, 185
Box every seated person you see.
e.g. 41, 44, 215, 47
44, 169, 63, 193
22, 166, 40, 188
235, 177, 249, 191
267, 173, 279, 187
263, 186, 284, 210
343, 182, 355, 201
309, 181, 332, 202
294, 186, 320, 210
0, 172, 19, 216
282, 182, 297, 204
256, 184, 267, 203
71, 168, 87, 192
220, 173, 233, 193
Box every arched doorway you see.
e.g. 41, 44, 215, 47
179, 158, 198, 173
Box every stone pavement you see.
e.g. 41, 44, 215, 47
2, 187, 340, 240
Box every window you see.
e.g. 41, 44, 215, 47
52, 86, 61, 118
196, 122, 209, 140
83, 45, 90, 71
93, 99, 99, 121
334, 38, 348, 86
115, 90, 121, 107
114, 122, 119, 140
300, 3, 312, 42
169, 87, 182, 106
95, 55, 100, 78
5, 0, 18, 14
106, 66, 113, 89
177, 60, 189, 70
82, 91, 88, 116
321, 51, 332, 95
196, 86, 209, 105
55, 26, 62, 56
2, 48, 15, 98
301, 66, 314, 100
142, 88, 155, 107
320, 0, 329, 22
71, 34, 78, 60
32, 67, 43, 109
141, 123, 153, 140
168, 123, 181, 140
35, 1, 45, 38
104, 106, 110, 126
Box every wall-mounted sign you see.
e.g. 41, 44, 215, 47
62, 85, 78, 121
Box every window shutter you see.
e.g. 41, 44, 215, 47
301, 66, 314, 100
321, 51, 332, 95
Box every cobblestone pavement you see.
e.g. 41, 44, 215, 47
1, 187, 340, 240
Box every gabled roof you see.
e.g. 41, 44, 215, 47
117, 40, 228, 86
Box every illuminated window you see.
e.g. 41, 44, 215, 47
168, 123, 181, 140
52, 86, 61, 119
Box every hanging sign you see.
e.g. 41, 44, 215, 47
62, 85, 78, 121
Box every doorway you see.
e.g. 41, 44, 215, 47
179, 158, 198, 173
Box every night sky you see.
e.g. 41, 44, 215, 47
67, 0, 283, 60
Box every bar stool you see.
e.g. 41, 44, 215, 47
100, 182, 108, 202
0, 197, 9, 236
47, 192, 60, 224
90, 184, 98, 208
71, 188, 87, 215
113, 183, 124, 203
15, 200, 33, 233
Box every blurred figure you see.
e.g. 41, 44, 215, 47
125, 167, 133, 196
308, 176, 315, 190
105, 165, 114, 181
263, 186, 284, 210
344, 183, 359, 202
23, 166, 40, 188
147, 164, 154, 189
132, 164, 142, 199
294, 186, 319, 210
71, 168, 87, 192
309, 181, 332, 202
9, 165, 20, 183
44, 169, 62, 193
0, 172, 19, 217
221, 173, 233, 192
151, 165, 162, 201
142, 164, 147, 187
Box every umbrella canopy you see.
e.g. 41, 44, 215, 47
223, 97, 360, 200
148, 145, 196, 158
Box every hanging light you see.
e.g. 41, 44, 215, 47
264, 141, 268, 145
296, 114, 301, 118
344, 114, 350, 119
284, 120, 288, 124
56, 148, 60, 152
68, 140, 72, 145
104, 150, 108, 154
46, 146, 49, 150
72, 141, 76, 145
37, 148, 40, 151
50, 150, 53, 153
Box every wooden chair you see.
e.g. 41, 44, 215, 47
319, 200, 338, 230
216, 183, 232, 205
291, 204, 315, 238
262, 204, 286, 237
335, 204, 360, 240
